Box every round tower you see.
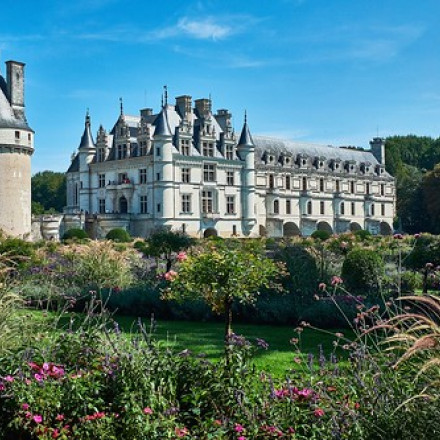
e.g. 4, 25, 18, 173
237, 112, 257, 235
0, 60, 34, 237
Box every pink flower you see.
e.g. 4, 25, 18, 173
164, 270, 177, 281
235, 423, 245, 433
25, 379, 32, 385
4, 375, 14, 383
34, 373, 44, 382
176, 251, 187, 262
414, 233, 421, 239
314, 408, 325, 417
0, 383, 5, 391
52, 429, 60, 439
55, 414, 64, 421
143, 407, 153, 415
318, 282, 326, 291
393, 233, 403, 239
22, 403, 30, 411
175, 427, 189, 437
238, 437, 247, 440
340, 241, 348, 249
33, 414, 43, 424
331, 276, 343, 285
42, 363, 49, 372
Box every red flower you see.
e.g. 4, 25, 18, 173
314, 408, 325, 417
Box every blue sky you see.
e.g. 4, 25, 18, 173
1, 0, 439, 173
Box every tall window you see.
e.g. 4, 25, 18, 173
98, 199, 106, 214
286, 199, 291, 214
335, 180, 340, 192
226, 196, 235, 214
340, 202, 345, 215
320, 201, 325, 215
140, 195, 148, 214
351, 202, 355, 215
181, 139, 190, 156
269, 175, 275, 189
118, 173, 128, 184
156, 172, 161, 181
181, 194, 191, 213
181, 168, 190, 183
366, 182, 370, 195
98, 148, 105, 162
307, 201, 312, 215
274, 200, 279, 214
227, 171, 234, 186
202, 142, 214, 157
203, 164, 216, 182
202, 190, 213, 213
285, 175, 291, 190
381, 184, 385, 196
351, 181, 355, 194
139, 168, 147, 184
320, 178, 324, 192
302, 177, 307, 191
98, 174, 105, 188
139, 141, 147, 156
371, 204, 375, 216
117, 144, 127, 160
155, 146, 160, 157
225, 145, 234, 160
381, 203, 385, 216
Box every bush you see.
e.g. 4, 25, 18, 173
341, 248, 384, 294
106, 228, 132, 243
353, 229, 372, 240
311, 230, 331, 241
62, 228, 89, 241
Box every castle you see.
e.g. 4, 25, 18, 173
0, 60, 34, 237
65, 92, 395, 238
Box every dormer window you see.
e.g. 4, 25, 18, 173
225, 145, 234, 160
302, 159, 306, 166
319, 161, 323, 168
181, 139, 190, 156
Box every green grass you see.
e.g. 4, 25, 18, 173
116, 316, 351, 377
29, 310, 351, 377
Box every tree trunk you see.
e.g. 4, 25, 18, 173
423, 269, 428, 294
224, 296, 233, 365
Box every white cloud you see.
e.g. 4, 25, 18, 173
177, 17, 232, 40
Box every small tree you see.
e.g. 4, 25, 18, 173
106, 228, 132, 243
164, 240, 279, 342
146, 228, 194, 271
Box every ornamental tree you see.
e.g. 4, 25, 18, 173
163, 240, 280, 341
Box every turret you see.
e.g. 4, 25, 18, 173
78, 111, 96, 212
237, 112, 256, 233
153, 102, 175, 220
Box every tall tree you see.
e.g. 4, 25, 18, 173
31, 171, 66, 213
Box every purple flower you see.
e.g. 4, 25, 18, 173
256, 338, 269, 350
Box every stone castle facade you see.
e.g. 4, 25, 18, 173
0, 60, 34, 238
65, 93, 395, 238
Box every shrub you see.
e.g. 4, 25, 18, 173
106, 228, 132, 243
341, 248, 384, 294
62, 228, 88, 241
353, 229, 372, 240
311, 230, 331, 241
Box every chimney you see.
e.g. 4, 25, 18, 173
140, 108, 153, 118
194, 98, 212, 117
369, 137, 385, 167
215, 109, 231, 131
176, 95, 192, 119
6, 60, 25, 120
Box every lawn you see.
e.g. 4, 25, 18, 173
115, 316, 350, 377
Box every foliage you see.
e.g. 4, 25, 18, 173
353, 229, 371, 241
62, 228, 89, 241
31, 171, 66, 213
105, 228, 132, 243
341, 249, 384, 295
164, 240, 280, 338
146, 228, 194, 258
0, 237, 36, 269
405, 234, 440, 270
311, 230, 331, 241
422, 164, 440, 233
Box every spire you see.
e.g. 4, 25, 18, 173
154, 107, 172, 137
119, 97, 124, 117
79, 110, 95, 149
238, 110, 254, 147
164, 85, 168, 106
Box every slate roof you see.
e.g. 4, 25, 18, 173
0, 72, 31, 130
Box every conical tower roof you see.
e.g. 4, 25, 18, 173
238, 112, 254, 147
79, 111, 95, 149
154, 106, 172, 137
